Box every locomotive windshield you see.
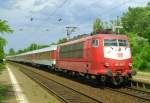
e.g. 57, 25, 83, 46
118, 39, 128, 46
104, 39, 128, 46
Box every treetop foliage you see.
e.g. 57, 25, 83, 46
93, 18, 103, 34
0, 19, 12, 63
126, 33, 150, 71
57, 38, 68, 44
0, 20, 13, 34
0, 37, 6, 47
8, 48, 15, 56
121, 4, 150, 43
121, 3, 150, 71
8, 43, 50, 55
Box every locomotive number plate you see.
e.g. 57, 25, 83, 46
117, 53, 123, 58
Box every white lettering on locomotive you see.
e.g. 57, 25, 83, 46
104, 47, 131, 60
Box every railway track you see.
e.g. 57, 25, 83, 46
9, 62, 150, 103
21, 65, 150, 103
107, 86, 150, 102
20, 68, 102, 103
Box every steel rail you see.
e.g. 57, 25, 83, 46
9, 62, 150, 102
19, 67, 102, 103
107, 87, 150, 102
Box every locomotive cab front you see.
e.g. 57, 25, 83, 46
91, 34, 136, 85
102, 35, 136, 84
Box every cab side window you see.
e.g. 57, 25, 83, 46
92, 39, 99, 47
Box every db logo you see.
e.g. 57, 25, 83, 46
117, 53, 123, 58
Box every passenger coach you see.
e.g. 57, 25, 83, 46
7, 45, 57, 66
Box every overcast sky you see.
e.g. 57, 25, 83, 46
0, 0, 149, 52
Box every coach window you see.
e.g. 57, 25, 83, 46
92, 39, 99, 47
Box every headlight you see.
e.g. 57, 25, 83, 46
129, 63, 132, 67
104, 63, 110, 67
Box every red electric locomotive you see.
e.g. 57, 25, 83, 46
56, 34, 136, 85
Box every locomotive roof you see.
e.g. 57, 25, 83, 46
7, 45, 57, 57
59, 34, 128, 46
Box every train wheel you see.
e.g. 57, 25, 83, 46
96, 75, 106, 86
100, 76, 106, 86
71, 72, 76, 77
112, 76, 123, 86
75, 72, 80, 79
85, 74, 90, 80
123, 75, 131, 86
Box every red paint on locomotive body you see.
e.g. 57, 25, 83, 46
56, 34, 133, 77
51, 50, 57, 60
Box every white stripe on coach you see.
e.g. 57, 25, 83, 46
7, 66, 29, 103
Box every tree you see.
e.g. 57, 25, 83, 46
57, 38, 68, 44
121, 6, 150, 42
0, 20, 13, 33
28, 43, 39, 51
0, 37, 6, 47
93, 18, 103, 34
26, 43, 49, 51
0, 20, 12, 63
121, 3, 150, 71
147, 1, 150, 6
110, 17, 123, 34
17, 50, 24, 54
15, 43, 50, 54
0, 37, 7, 62
38, 44, 49, 49
127, 33, 150, 71
8, 48, 15, 56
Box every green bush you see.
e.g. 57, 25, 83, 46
0, 63, 5, 73
0, 85, 7, 102
0, 63, 7, 102
138, 45, 150, 71
127, 33, 150, 71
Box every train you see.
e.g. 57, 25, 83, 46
7, 34, 136, 85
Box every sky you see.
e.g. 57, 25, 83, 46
0, 0, 149, 52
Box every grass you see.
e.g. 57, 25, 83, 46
136, 71, 150, 77
0, 85, 7, 102
0, 62, 7, 102
0, 62, 5, 73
